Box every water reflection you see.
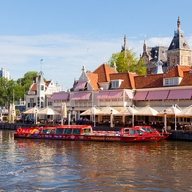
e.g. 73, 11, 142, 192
0, 130, 192, 191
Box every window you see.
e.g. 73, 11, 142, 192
72, 129, 80, 134
64, 128, 72, 134
56, 128, 64, 134
30, 98, 34, 103
41, 85, 44, 91
163, 77, 181, 86
112, 81, 119, 88
111, 79, 123, 88
83, 128, 91, 134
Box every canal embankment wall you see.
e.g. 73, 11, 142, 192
0, 123, 192, 141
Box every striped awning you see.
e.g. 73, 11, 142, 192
50, 92, 69, 100
97, 91, 110, 99
167, 89, 192, 99
72, 92, 91, 100
97, 91, 123, 99
146, 90, 169, 100
108, 91, 123, 99
134, 91, 148, 100
74, 82, 86, 91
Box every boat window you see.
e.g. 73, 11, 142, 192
147, 128, 153, 133
129, 130, 136, 134
56, 128, 64, 134
72, 129, 80, 134
124, 129, 129, 133
137, 130, 143, 135
43, 129, 51, 134
50, 129, 55, 134
83, 128, 91, 134
64, 128, 72, 134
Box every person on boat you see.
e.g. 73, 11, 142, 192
116, 131, 120, 136
162, 127, 167, 133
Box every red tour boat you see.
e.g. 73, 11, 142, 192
14, 125, 166, 142
133, 125, 171, 139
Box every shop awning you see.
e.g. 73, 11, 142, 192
108, 91, 123, 99
50, 92, 69, 100
167, 89, 192, 99
97, 91, 110, 99
133, 91, 148, 100
74, 82, 86, 91
72, 92, 91, 100
146, 90, 169, 100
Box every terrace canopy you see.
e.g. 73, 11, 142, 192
135, 105, 159, 116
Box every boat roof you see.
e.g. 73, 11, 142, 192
43, 125, 92, 129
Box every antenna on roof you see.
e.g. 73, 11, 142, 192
40, 59, 43, 72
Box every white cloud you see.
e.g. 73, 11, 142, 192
0, 34, 191, 91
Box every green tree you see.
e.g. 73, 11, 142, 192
108, 49, 146, 75
21, 71, 39, 95
0, 71, 39, 107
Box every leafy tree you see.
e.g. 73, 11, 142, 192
0, 71, 39, 107
20, 71, 39, 95
108, 49, 146, 75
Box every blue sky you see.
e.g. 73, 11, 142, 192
0, 0, 192, 90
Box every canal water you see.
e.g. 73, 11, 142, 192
0, 130, 192, 192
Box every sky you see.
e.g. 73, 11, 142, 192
0, 0, 192, 91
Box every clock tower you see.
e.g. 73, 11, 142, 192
167, 17, 192, 67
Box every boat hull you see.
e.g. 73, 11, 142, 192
14, 133, 162, 142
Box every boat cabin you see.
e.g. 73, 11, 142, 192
120, 127, 146, 136
40, 125, 93, 135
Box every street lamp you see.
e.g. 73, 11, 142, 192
174, 104, 177, 130
93, 105, 96, 127
68, 110, 71, 125
164, 109, 167, 132
35, 109, 38, 124
12, 109, 15, 123
110, 109, 113, 127
132, 105, 135, 126
72, 106, 75, 124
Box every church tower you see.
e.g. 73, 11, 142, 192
167, 17, 192, 67
37, 71, 46, 108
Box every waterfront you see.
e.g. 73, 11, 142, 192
1, 130, 192, 192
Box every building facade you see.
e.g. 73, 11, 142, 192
0, 68, 11, 80
25, 17, 192, 128
25, 71, 63, 110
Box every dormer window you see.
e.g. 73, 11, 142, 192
163, 77, 181, 86
111, 79, 123, 88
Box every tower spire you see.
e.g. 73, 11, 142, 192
177, 17, 180, 31
124, 34, 126, 49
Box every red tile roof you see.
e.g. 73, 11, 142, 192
135, 74, 163, 89
93, 63, 116, 82
164, 65, 191, 78
86, 73, 99, 90
109, 72, 137, 89
30, 84, 37, 92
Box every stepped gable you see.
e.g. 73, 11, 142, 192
93, 63, 116, 82
168, 17, 190, 50
164, 65, 191, 78
134, 74, 163, 89
109, 72, 137, 89
86, 72, 99, 90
